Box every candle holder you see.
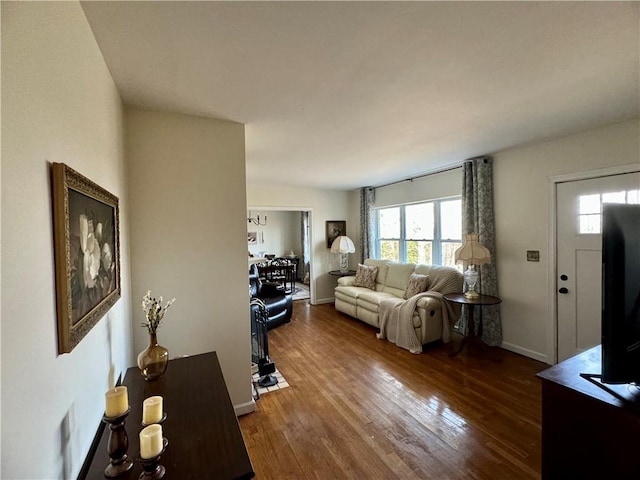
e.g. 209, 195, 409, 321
138, 437, 169, 480
141, 412, 167, 427
102, 407, 134, 478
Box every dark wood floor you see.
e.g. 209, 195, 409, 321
239, 301, 547, 479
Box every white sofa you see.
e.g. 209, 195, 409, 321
334, 259, 464, 346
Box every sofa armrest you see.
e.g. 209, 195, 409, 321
416, 295, 461, 316
337, 276, 356, 287
415, 296, 440, 309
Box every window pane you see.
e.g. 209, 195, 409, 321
440, 199, 462, 240
406, 240, 432, 264
579, 214, 600, 234
579, 194, 600, 214
602, 191, 626, 204
379, 240, 399, 261
379, 207, 400, 238
627, 189, 640, 204
442, 242, 462, 268
405, 203, 433, 240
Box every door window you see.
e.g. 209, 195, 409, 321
577, 189, 639, 234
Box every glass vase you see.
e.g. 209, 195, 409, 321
137, 332, 169, 381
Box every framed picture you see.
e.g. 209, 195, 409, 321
52, 163, 121, 354
248, 231, 258, 245
326, 220, 346, 248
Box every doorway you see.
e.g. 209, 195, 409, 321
555, 169, 639, 362
247, 207, 313, 303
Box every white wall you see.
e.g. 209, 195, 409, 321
247, 209, 300, 258
494, 119, 640, 363
247, 186, 353, 303
125, 108, 253, 412
1, 3, 132, 478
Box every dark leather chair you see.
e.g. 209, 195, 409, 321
249, 264, 292, 330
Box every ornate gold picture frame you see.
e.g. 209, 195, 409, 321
52, 163, 121, 353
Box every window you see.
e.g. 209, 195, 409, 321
578, 189, 640, 234
375, 198, 462, 267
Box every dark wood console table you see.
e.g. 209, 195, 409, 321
80, 352, 254, 479
537, 345, 640, 478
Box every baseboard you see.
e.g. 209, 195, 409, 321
234, 399, 256, 417
314, 297, 335, 305
501, 342, 550, 364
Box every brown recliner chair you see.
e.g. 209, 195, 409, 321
249, 264, 293, 330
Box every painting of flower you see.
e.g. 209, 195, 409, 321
68, 189, 118, 324
52, 163, 121, 353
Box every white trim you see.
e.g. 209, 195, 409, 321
547, 177, 559, 365
234, 399, 256, 416
550, 163, 639, 185
501, 342, 550, 364
547, 163, 640, 365
314, 297, 336, 305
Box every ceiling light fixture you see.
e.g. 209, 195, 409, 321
247, 211, 267, 226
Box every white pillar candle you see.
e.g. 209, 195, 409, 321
104, 386, 129, 417
142, 396, 163, 424
139, 424, 163, 459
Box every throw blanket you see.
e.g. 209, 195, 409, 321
377, 292, 456, 354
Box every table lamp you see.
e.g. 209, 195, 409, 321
454, 233, 491, 298
331, 236, 355, 273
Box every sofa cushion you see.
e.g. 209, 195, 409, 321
358, 290, 397, 306
354, 264, 378, 290
364, 258, 390, 286
403, 273, 430, 299
335, 285, 369, 299
383, 263, 416, 291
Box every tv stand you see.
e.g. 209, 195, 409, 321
538, 345, 640, 478
579, 372, 640, 406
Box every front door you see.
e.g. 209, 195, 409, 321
556, 172, 640, 362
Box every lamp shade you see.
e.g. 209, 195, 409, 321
454, 233, 491, 265
330, 236, 355, 254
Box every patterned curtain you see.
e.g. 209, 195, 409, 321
462, 156, 502, 346
300, 211, 310, 284
360, 187, 376, 262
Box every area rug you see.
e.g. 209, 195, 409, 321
252, 368, 290, 397
292, 282, 310, 301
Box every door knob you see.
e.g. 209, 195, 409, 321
558, 287, 569, 294
560, 274, 568, 281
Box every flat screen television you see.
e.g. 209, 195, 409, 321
601, 203, 640, 385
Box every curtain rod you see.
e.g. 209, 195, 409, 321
371, 164, 463, 190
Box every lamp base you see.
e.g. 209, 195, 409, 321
339, 253, 349, 273
464, 265, 480, 298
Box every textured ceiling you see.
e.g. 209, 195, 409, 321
81, 1, 639, 190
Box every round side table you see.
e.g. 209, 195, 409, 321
444, 293, 502, 356
328, 270, 356, 277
